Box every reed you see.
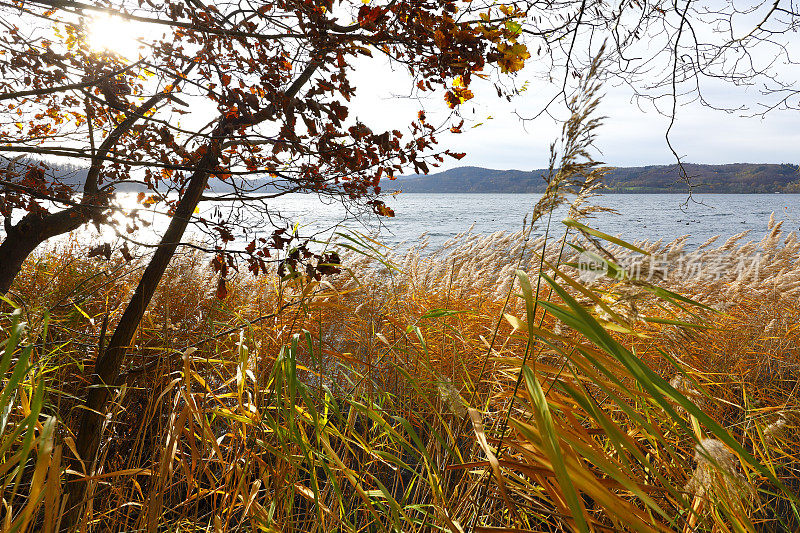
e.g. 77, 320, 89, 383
3, 51, 798, 530
0, 217, 798, 531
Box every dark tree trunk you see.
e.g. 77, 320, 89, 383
62, 61, 318, 529
0, 209, 93, 294
63, 140, 222, 526
0, 224, 41, 294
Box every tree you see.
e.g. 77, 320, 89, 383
4, 2, 796, 290
0, 0, 538, 521
2, 0, 798, 523
0, 0, 535, 290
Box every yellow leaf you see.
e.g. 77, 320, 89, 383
497, 42, 530, 74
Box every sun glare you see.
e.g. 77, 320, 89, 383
88, 15, 143, 60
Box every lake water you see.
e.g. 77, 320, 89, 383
10, 193, 800, 251
230, 193, 800, 249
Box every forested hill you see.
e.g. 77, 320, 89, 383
384, 163, 800, 193
6, 161, 800, 194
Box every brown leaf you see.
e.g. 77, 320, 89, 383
87, 243, 111, 260
216, 276, 228, 300
120, 242, 133, 262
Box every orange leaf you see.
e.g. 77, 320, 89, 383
216, 277, 228, 299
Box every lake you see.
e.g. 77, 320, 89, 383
10, 193, 800, 251
217, 193, 800, 249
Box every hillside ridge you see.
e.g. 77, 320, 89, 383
6, 161, 799, 194
384, 163, 800, 193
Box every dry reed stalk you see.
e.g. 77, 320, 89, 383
2, 213, 800, 531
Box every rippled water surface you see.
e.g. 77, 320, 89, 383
11, 193, 800, 250
248, 193, 800, 249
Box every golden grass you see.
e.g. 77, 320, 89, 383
1, 222, 799, 532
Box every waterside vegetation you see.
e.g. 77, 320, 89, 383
2, 64, 800, 532
1, 216, 800, 532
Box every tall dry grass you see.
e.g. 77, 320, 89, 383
2, 50, 798, 531
0, 217, 798, 531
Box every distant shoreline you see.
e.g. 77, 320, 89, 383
383, 163, 800, 194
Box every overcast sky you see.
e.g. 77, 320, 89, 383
350, 67, 800, 172
452, 86, 800, 170
347, 25, 800, 174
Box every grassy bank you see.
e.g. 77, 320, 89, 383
1, 221, 799, 532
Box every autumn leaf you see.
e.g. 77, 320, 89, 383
87, 243, 112, 260
434, 30, 448, 50
142, 195, 159, 207
444, 76, 475, 108
444, 91, 460, 108
497, 42, 530, 73
455, 86, 474, 103
505, 20, 522, 36
445, 89, 473, 108
376, 204, 395, 217
368, 200, 395, 217
357, 5, 382, 28
120, 243, 133, 262
216, 276, 228, 299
